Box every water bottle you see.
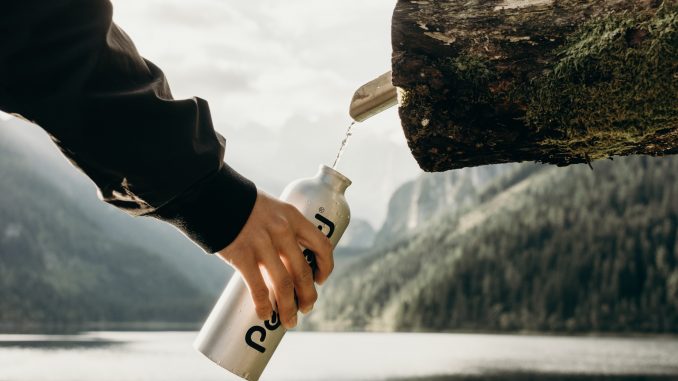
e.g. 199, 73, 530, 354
194, 165, 352, 381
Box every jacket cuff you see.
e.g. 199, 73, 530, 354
150, 164, 257, 253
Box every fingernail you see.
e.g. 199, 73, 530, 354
288, 315, 298, 328
301, 304, 314, 314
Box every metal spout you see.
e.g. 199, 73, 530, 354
349, 71, 398, 122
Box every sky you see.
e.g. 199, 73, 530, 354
3, 0, 423, 228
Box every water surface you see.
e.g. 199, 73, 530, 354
1, 332, 677, 381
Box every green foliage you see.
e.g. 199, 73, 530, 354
527, 4, 678, 160
308, 155, 678, 333
444, 55, 497, 104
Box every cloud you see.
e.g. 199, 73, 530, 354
113, 0, 394, 127
168, 65, 254, 99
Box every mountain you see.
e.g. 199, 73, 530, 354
0, 118, 233, 328
306, 156, 678, 333
374, 164, 513, 246
328, 219, 376, 275
339, 219, 376, 249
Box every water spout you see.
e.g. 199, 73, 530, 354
349, 71, 398, 123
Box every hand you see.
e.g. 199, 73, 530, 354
216, 190, 334, 329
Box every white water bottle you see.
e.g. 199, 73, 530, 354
194, 165, 352, 381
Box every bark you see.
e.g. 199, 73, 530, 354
391, 0, 678, 171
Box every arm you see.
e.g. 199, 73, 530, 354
0, 0, 255, 252
0, 0, 332, 327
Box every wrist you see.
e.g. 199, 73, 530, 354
150, 164, 257, 253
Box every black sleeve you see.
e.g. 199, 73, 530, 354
0, 0, 257, 253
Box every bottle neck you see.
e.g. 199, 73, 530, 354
318, 165, 351, 194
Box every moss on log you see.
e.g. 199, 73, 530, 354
392, 0, 678, 171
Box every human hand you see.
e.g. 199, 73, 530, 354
216, 190, 334, 329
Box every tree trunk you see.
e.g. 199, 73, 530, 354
391, 0, 677, 171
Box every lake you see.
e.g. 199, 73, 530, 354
1, 332, 677, 381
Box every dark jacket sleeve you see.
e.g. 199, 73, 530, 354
0, 0, 257, 253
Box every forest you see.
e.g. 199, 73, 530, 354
307, 156, 678, 333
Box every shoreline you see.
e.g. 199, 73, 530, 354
1, 324, 677, 339
0, 321, 201, 334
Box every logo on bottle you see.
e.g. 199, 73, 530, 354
303, 213, 335, 270
245, 311, 282, 353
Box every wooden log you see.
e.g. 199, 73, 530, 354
391, 0, 678, 171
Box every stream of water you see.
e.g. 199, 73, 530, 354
332, 121, 357, 170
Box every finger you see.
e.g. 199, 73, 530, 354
232, 253, 273, 321
290, 210, 334, 285
256, 236, 298, 329
274, 227, 317, 315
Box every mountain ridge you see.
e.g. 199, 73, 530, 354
374, 164, 513, 246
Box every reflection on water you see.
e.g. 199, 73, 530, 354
0, 332, 677, 381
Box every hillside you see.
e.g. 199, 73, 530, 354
0, 120, 229, 328
307, 156, 678, 333
374, 164, 512, 246
0, 119, 232, 294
